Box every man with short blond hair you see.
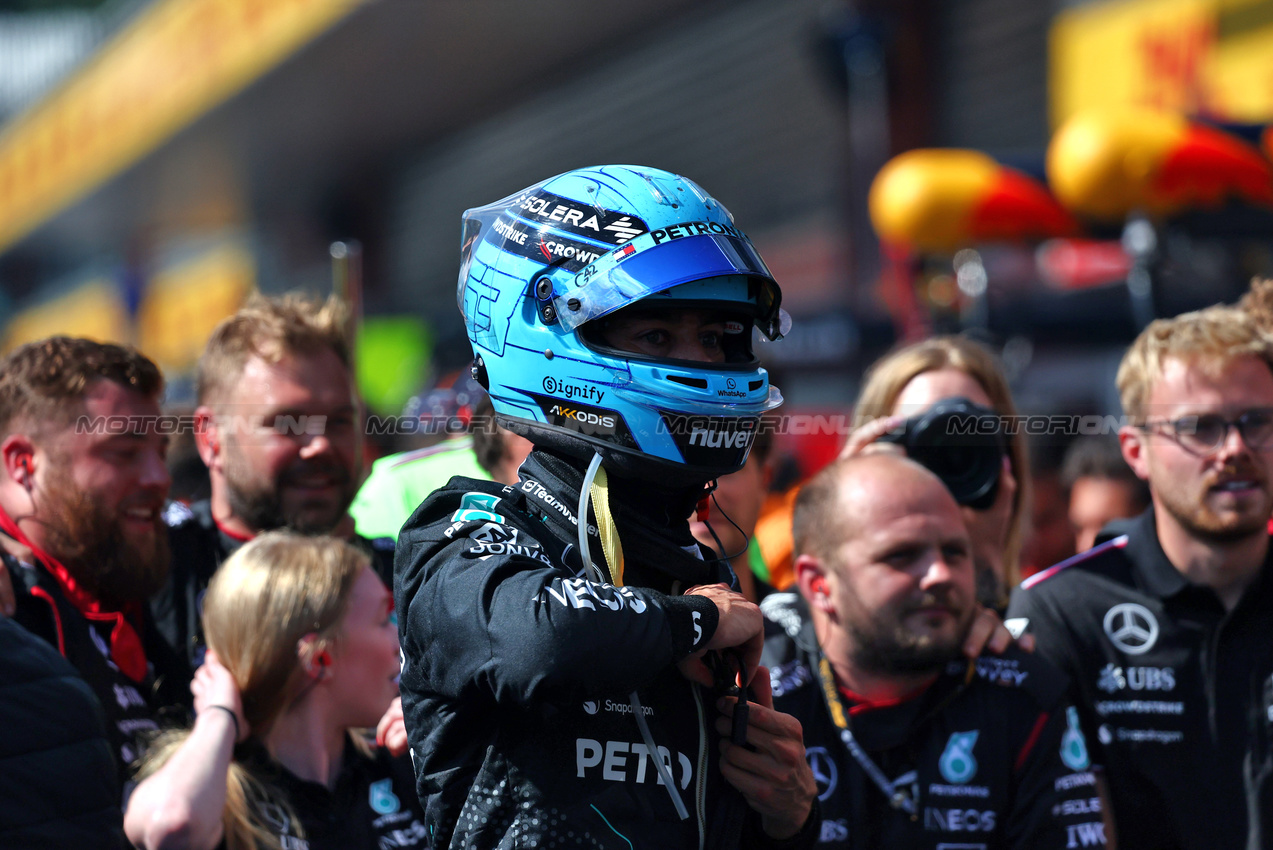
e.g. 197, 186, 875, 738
159, 292, 394, 670
1008, 305, 1273, 849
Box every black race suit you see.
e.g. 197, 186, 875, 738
0, 616, 125, 849
395, 450, 819, 850
761, 592, 1107, 850
1006, 507, 1273, 850
4, 550, 192, 795
156, 499, 396, 670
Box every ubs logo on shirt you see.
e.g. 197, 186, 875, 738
1096, 663, 1175, 693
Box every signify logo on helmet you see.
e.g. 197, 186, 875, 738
542, 376, 605, 404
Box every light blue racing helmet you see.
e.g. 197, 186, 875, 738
457, 165, 788, 484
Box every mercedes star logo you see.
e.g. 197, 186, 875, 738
805, 747, 838, 801
1103, 602, 1159, 655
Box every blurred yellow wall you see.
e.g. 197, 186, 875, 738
1052, 0, 1273, 125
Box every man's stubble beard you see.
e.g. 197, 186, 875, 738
844, 590, 975, 676
38, 476, 170, 610
1154, 460, 1273, 544
222, 445, 355, 536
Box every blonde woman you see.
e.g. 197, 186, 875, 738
125, 531, 422, 850
842, 336, 1029, 610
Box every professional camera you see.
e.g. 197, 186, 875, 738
879, 396, 1007, 510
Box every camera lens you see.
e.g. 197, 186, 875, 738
901, 397, 1006, 510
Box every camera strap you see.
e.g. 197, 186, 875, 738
815, 656, 918, 819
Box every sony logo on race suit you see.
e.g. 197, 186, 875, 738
542, 577, 648, 614
463, 523, 554, 566
923, 808, 996, 832
576, 738, 693, 788
946, 657, 1028, 687
649, 220, 748, 245
520, 479, 600, 536
1066, 822, 1107, 848
1053, 797, 1102, 818
514, 189, 649, 246
1096, 663, 1175, 693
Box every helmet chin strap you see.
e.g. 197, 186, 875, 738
577, 451, 690, 821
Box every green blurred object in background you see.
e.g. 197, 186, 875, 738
355, 316, 431, 417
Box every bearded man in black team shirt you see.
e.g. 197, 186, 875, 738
1008, 305, 1273, 849
0, 337, 191, 798
157, 293, 396, 671
762, 453, 1106, 849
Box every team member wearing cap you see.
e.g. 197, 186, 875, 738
1007, 306, 1273, 849
395, 165, 818, 850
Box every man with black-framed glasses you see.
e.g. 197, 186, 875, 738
1007, 305, 1273, 849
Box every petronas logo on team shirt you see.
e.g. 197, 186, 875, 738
1061, 707, 1091, 771
938, 731, 979, 784
369, 779, 401, 815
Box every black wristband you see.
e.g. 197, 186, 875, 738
206, 704, 241, 742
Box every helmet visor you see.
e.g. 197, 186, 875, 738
552, 229, 785, 340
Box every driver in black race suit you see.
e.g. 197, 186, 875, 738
395, 165, 820, 850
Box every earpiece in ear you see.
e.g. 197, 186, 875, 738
316, 650, 331, 668
810, 576, 829, 597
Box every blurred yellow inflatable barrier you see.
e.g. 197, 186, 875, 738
1047, 109, 1273, 221
869, 149, 1077, 254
